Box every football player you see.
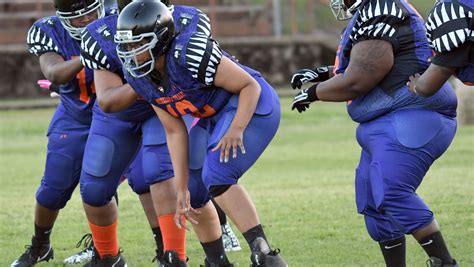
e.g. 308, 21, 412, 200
79, 0, 234, 266
115, 1, 287, 266
291, 0, 459, 266
408, 0, 473, 96
11, 0, 105, 266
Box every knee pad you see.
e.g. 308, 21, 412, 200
209, 184, 231, 198
36, 182, 75, 210
82, 134, 115, 177
38, 152, 78, 209
80, 180, 116, 207
189, 169, 211, 209
125, 158, 150, 195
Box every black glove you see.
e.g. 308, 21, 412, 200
291, 84, 319, 113
290, 66, 330, 89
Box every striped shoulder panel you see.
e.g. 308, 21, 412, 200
350, 0, 407, 42
26, 25, 59, 56
196, 9, 212, 36
185, 33, 223, 86
80, 29, 110, 70
426, 0, 473, 52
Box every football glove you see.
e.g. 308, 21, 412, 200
290, 66, 330, 89
291, 84, 319, 113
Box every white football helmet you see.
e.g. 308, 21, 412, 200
330, 0, 363, 21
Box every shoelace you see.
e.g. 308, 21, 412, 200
75, 233, 93, 251
268, 248, 281, 256
151, 249, 163, 263
19, 245, 38, 260
20, 239, 45, 261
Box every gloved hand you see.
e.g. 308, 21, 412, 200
291, 84, 319, 113
290, 66, 330, 89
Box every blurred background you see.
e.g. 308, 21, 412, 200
0, 0, 433, 102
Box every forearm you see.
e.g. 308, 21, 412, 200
316, 74, 365, 102
230, 82, 261, 130
164, 119, 190, 191
98, 84, 138, 113
414, 64, 454, 97
41, 57, 83, 84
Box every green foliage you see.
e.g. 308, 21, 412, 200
0, 99, 473, 266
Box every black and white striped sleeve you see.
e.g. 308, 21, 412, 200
426, 0, 473, 53
80, 30, 110, 70
185, 33, 223, 86
196, 9, 212, 37
350, 0, 407, 47
26, 25, 59, 56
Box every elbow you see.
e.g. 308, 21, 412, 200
247, 77, 261, 97
45, 71, 69, 85
346, 81, 369, 98
416, 86, 437, 97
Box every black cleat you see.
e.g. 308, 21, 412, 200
10, 236, 54, 267
426, 257, 459, 267
159, 250, 187, 267
250, 238, 287, 267
83, 249, 127, 267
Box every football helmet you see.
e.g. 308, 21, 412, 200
54, 0, 105, 40
117, 0, 170, 14
115, 1, 175, 77
330, 0, 363, 21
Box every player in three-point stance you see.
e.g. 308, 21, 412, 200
115, 1, 288, 266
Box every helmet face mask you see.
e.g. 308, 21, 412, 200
55, 0, 105, 40
115, 32, 159, 78
330, 0, 363, 21
115, 1, 175, 78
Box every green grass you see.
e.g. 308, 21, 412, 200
1, 98, 473, 266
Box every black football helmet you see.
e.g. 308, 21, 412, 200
54, 0, 105, 40
330, 0, 363, 21
117, 0, 170, 14
115, 0, 175, 77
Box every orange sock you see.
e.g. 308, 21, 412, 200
88, 219, 119, 258
158, 214, 187, 261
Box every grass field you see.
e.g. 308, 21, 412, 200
0, 98, 473, 266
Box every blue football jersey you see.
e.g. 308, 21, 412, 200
426, 0, 474, 85
81, 13, 155, 122
125, 6, 263, 118
27, 16, 96, 124
334, 0, 457, 123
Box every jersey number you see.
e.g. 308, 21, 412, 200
72, 56, 96, 104
166, 100, 215, 118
